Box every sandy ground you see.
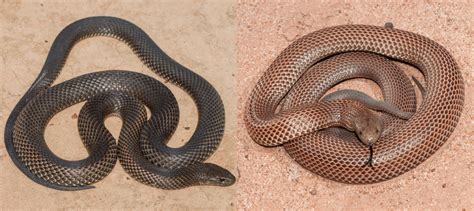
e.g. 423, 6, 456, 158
0, 1, 236, 210
236, 0, 473, 210
1, 0, 473, 210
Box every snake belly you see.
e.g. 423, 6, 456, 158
4, 16, 235, 190
244, 24, 464, 183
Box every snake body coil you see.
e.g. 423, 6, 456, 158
5, 16, 235, 190
244, 24, 464, 183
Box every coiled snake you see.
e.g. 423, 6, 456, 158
4, 16, 235, 190
244, 24, 464, 183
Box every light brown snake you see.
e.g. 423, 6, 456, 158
244, 24, 464, 183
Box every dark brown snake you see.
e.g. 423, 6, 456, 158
244, 24, 464, 183
4, 16, 235, 190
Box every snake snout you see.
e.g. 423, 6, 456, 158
196, 163, 236, 187
366, 137, 377, 146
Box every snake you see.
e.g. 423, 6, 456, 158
4, 16, 235, 190
244, 24, 464, 183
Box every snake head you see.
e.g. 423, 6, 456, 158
354, 109, 383, 146
195, 163, 236, 187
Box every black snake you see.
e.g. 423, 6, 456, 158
4, 16, 235, 190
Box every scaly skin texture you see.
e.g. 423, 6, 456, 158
244, 25, 464, 184
321, 89, 413, 120
4, 16, 235, 190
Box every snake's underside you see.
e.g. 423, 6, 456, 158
5, 16, 235, 190
244, 24, 464, 183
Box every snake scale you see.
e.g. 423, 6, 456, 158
4, 16, 235, 190
245, 24, 464, 183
